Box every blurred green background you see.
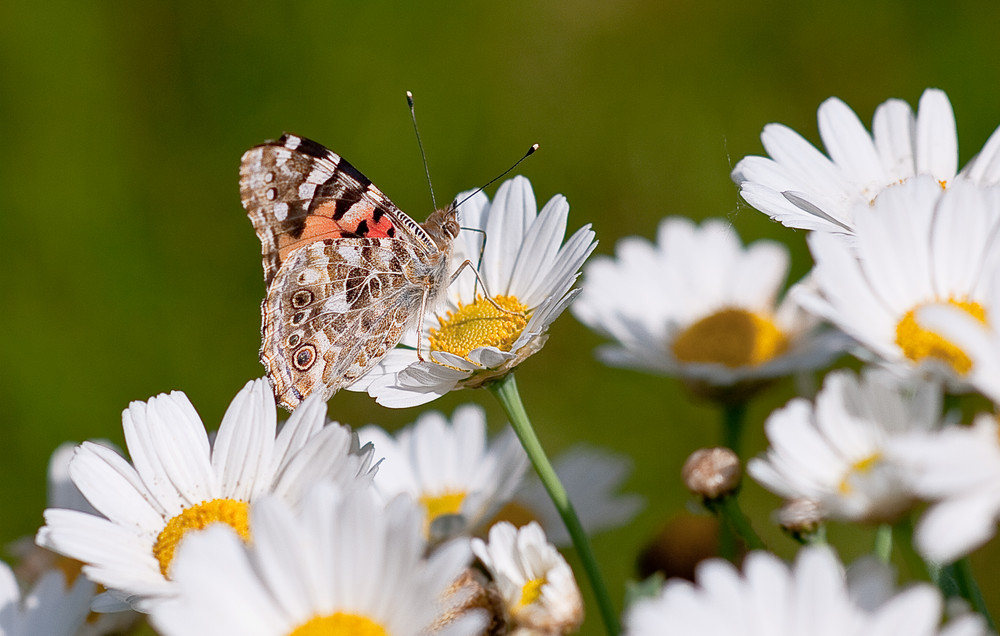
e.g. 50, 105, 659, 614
3, 0, 1000, 632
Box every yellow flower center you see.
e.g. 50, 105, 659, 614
288, 613, 388, 636
429, 295, 529, 359
153, 498, 251, 578
671, 308, 789, 367
838, 453, 881, 494
895, 298, 987, 375
519, 577, 547, 607
420, 491, 467, 536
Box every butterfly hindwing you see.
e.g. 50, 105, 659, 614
260, 237, 426, 408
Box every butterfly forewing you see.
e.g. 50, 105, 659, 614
240, 133, 458, 409
240, 133, 437, 286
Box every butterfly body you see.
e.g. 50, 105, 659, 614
240, 134, 459, 409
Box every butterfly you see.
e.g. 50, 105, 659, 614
240, 133, 461, 410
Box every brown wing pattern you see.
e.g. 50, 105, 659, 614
260, 237, 433, 409
240, 133, 430, 287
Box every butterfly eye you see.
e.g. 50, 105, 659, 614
293, 344, 316, 370
291, 290, 314, 308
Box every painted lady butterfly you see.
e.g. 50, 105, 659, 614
240, 134, 460, 410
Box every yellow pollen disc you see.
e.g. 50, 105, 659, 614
895, 298, 987, 375
671, 308, 788, 368
429, 295, 530, 359
153, 498, 251, 578
519, 577, 547, 607
838, 453, 882, 495
288, 612, 388, 636
420, 491, 466, 535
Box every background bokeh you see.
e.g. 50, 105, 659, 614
3, 1, 1000, 632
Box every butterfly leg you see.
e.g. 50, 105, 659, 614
448, 260, 526, 317
415, 287, 430, 362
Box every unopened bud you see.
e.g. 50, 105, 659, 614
777, 498, 823, 535
682, 447, 741, 499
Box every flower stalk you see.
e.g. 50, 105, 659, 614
489, 373, 619, 636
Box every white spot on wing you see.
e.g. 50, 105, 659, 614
323, 292, 352, 314
298, 268, 321, 284
274, 202, 289, 221
285, 135, 302, 150
299, 182, 317, 199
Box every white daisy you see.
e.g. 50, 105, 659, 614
348, 176, 597, 407
472, 521, 583, 636
36, 378, 376, 610
732, 87, 1000, 236
492, 444, 644, 547
572, 216, 844, 399
149, 482, 481, 636
0, 561, 93, 636
359, 403, 528, 542
10, 443, 142, 636
623, 546, 986, 636
798, 176, 1000, 384
890, 413, 1000, 564
747, 369, 941, 523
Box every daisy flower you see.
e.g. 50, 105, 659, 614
36, 378, 377, 610
492, 444, 644, 546
0, 561, 93, 636
891, 413, 1000, 564
623, 546, 987, 636
359, 403, 528, 542
572, 216, 844, 401
149, 483, 481, 636
10, 443, 143, 636
349, 176, 597, 407
732, 87, 1000, 236
472, 521, 583, 636
798, 176, 1000, 384
747, 369, 941, 523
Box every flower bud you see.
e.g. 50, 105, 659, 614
682, 447, 741, 499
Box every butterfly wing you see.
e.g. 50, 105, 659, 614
240, 133, 434, 286
261, 236, 436, 409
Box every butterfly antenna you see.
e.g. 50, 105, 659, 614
454, 143, 539, 209
407, 91, 438, 211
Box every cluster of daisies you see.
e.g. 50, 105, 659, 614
9, 88, 1000, 636
575, 88, 1000, 635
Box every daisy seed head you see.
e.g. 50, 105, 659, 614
153, 499, 251, 577
896, 298, 987, 374
671, 308, 789, 368
682, 447, 741, 500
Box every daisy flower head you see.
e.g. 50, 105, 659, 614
732, 87, 1000, 236
0, 560, 94, 636
747, 368, 941, 523
472, 521, 583, 636
10, 443, 143, 636
623, 546, 986, 636
150, 482, 482, 636
36, 378, 377, 610
493, 444, 644, 546
799, 176, 1000, 386
359, 403, 529, 542
572, 216, 844, 402
349, 176, 597, 407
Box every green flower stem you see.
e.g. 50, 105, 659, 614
489, 373, 620, 636
874, 524, 893, 564
943, 559, 995, 631
708, 494, 766, 554
722, 401, 747, 455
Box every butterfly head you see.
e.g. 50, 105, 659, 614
422, 205, 461, 250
